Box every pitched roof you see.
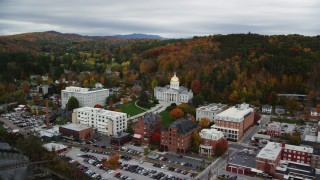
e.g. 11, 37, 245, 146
141, 112, 161, 130
163, 118, 198, 134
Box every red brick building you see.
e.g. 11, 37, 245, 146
160, 118, 200, 154
256, 142, 315, 179
59, 123, 93, 141
133, 112, 162, 144
199, 128, 226, 156
211, 103, 254, 141
266, 122, 281, 137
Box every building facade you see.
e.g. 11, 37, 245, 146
160, 118, 200, 154
266, 122, 282, 137
211, 103, 254, 141
72, 107, 127, 136
196, 103, 226, 122
59, 123, 93, 140
61, 86, 109, 108
199, 128, 225, 156
154, 73, 193, 103
133, 112, 162, 144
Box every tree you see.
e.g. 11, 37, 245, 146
285, 98, 301, 115
191, 80, 201, 94
192, 94, 204, 107
170, 108, 184, 120
150, 133, 161, 145
198, 117, 210, 129
215, 138, 228, 156
137, 91, 151, 108
191, 131, 201, 153
126, 121, 134, 135
316, 104, 320, 113
94, 104, 102, 108
107, 154, 120, 169
66, 96, 79, 111
151, 79, 158, 93
288, 132, 301, 145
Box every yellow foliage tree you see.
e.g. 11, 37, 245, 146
198, 117, 210, 129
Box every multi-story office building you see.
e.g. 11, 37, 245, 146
72, 107, 127, 136
211, 103, 254, 141
61, 86, 109, 108
196, 103, 226, 122
160, 118, 200, 154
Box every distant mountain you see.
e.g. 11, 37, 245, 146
113, 33, 166, 40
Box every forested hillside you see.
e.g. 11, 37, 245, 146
0, 32, 319, 106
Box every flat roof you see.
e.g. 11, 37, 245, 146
304, 135, 317, 142
42, 143, 67, 152
229, 152, 257, 168
197, 103, 226, 112
60, 123, 91, 131
285, 144, 313, 154
215, 103, 253, 122
257, 142, 282, 161
199, 129, 224, 140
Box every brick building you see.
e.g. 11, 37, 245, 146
198, 128, 225, 156
256, 142, 315, 179
59, 123, 93, 141
133, 112, 162, 144
266, 122, 281, 137
211, 103, 254, 141
160, 118, 200, 154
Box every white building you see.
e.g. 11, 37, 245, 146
262, 104, 272, 114
196, 103, 226, 122
154, 73, 193, 103
72, 107, 127, 136
310, 108, 320, 116
199, 129, 225, 156
61, 86, 109, 109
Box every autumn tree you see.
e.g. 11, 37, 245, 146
94, 104, 102, 108
288, 132, 301, 145
192, 94, 205, 107
191, 79, 201, 94
215, 138, 228, 156
198, 117, 210, 129
191, 131, 202, 153
107, 154, 120, 169
285, 98, 301, 115
150, 133, 161, 145
170, 108, 184, 120
316, 104, 320, 113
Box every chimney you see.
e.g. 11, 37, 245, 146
46, 98, 49, 129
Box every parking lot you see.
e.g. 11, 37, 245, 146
0, 112, 45, 136
65, 147, 194, 180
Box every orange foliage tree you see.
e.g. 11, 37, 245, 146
198, 117, 210, 129
191, 79, 201, 94
107, 154, 120, 169
215, 138, 228, 156
170, 108, 184, 120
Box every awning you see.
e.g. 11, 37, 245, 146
133, 134, 141, 138
251, 168, 263, 173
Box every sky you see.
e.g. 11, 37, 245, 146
0, 0, 319, 38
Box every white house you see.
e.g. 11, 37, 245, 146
311, 108, 320, 116
72, 107, 127, 136
262, 104, 272, 114
154, 73, 193, 103
61, 86, 109, 109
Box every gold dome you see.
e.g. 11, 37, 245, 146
170, 73, 179, 82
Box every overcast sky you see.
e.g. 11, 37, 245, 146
0, 0, 319, 38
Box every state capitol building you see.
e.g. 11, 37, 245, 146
154, 73, 193, 103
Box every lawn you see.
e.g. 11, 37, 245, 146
0, 124, 6, 133
160, 111, 172, 127
114, 100, 147, 117
271, 118, 304, 125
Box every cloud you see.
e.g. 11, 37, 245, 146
0, 0, 319, 38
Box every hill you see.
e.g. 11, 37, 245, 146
113, 33, 165, 40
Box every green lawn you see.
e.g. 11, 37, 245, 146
160, 111, 172, 127
114, 100, 147, 117
0, 124, 6, 133
271, 118, 304, 125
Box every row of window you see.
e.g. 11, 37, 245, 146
284, 149, 309, 155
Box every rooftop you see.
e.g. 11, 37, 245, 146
284, 144, 313, 153
42, 143, 67, 152
141, 112, 162, 130
63, 86, 108, 93
199, 129, 224, 140
197, 103, 226, 112
75, 107, 127, 117
229, 151, 257, 169
257, 142, 282, 161
214, 103, 253, 122
163, 118, 198, 134
60, 123, 91, 131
